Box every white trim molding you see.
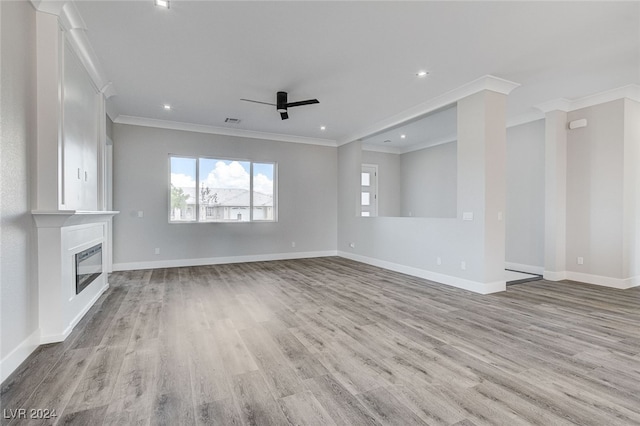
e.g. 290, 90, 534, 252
339, 75, 520, 146
544, 270, 639, 290
543, 270, 568, 281
564, 272, 640, 290
113, 250, 339, 271
0, 329, 41, 384
113, 116, 338, 147
362, 136, 457, 155
338, 251, 506, 295
537, 84, 640, 113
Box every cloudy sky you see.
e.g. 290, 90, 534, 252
170, 157, 274, 195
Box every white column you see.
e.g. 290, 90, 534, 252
457, 90, 507, 289
543, 109, 568, 280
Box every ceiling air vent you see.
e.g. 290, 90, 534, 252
225, 118, 241, 124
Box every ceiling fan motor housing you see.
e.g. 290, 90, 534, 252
277, 91, 287, 112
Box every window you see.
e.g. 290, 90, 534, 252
169, 156, 276, 223
361, 164, 378, 217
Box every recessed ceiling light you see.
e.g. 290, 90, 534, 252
416, 70, 428, 78
155, 0, 169, 9
320, 126, 326, 131
400, 134, 406, 139
163, 104, 171, 110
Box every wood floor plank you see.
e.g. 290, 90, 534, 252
3, 258, 639, 425
279, 390, 337, 426
238, 326, 305, 398
261, 320, 330, 380
10, 347, 95, 426
356, 386, 427, 426
64, 345, 127, 414
305, 375, 381, 425
231, 371, 291, 426
196, 398, 243, 426
210, 319, 259, 376
102, 342, 159, 426
185, 328, 232, 406
151, 341, 196, 426
56, 405, 109, 426
70, 287, 128, 350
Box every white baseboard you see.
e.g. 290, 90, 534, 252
505, 262, 544, 275
2, 281, 111, 383
0, 328, 41, 384
113, 250, 339, 271
565, 271, 640, 289
337, 251, 505, 295
543, 270, 567, 281
544, 270, 639, 289
40, 282, 110, 345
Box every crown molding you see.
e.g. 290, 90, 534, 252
114, 115, 338, 147
536, 98, 572, 113
363, 135, 457, 155
30, 0, 66, 15
361, 144, 401, 154
338, 75, 520, 146
536, 84, 640, 114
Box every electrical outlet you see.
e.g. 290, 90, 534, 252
291, 241, 296, 248
460, 261, 467, 270
577, 257, 584, 265
436, 256, 442, 265
155, 248, 160, 255
498, 211, 503, 221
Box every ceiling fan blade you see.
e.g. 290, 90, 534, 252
286, 99, 320, 108
280, 111, 289, 120
240, 98, 276, 106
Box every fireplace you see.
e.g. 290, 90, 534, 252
75, 243, 102, 294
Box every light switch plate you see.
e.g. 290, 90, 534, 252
462, 212, 473, 221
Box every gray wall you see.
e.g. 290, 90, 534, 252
0, 0, 38, 361
566, 100, 625, 278
506, 120, 545, 271
361, 150, 400, 217
112, 124, 338, 267
106, 115, 114, 140
623, 99, 640, 279
400, 142, 457, 218
338, 90, 509, 294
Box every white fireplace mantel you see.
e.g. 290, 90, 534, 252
32, 210, 119, 227
32, 210, 119, 343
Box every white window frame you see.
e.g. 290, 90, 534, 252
361, 164, 378, 217
168, 155, 277, 223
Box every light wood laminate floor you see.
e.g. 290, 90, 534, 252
2, 257, 640, 425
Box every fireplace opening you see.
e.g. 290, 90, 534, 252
75, 243, 102, 294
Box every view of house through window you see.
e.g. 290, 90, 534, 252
170, 156, 275, 222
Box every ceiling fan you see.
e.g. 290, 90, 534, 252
241, 91, 319, 120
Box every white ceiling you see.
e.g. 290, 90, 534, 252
75, 1, 639, 145
362, 105, 456, 152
